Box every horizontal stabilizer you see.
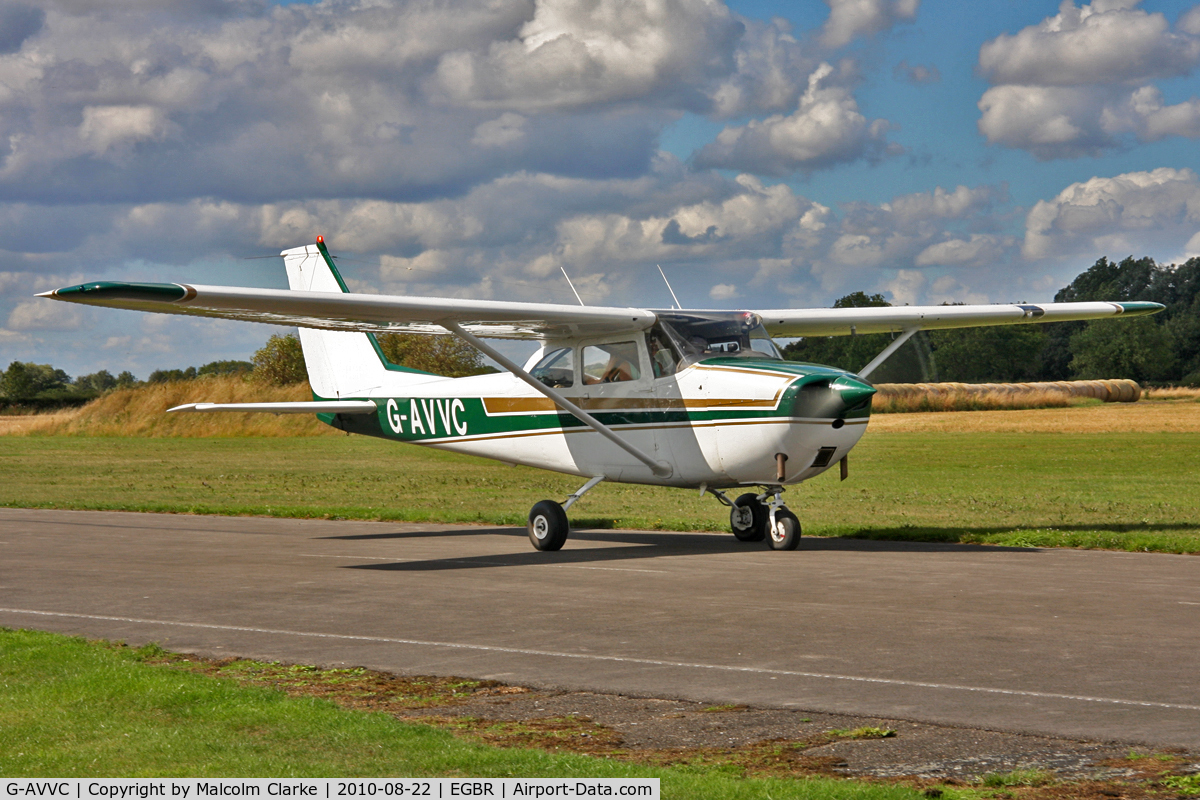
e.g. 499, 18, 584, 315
168, 401, 378, 415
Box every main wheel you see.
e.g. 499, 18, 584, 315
528, 500, 569, 551
730, 493, 767, 542
767, 509, 801, 551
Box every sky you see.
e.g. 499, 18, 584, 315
2, 0, 1200, 378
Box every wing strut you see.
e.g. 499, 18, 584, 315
442, 321, 672, 478
858, 328, 919, 379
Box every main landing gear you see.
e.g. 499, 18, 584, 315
527, 476, 604, 551
708, 486, 802, 550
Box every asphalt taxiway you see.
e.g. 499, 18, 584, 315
1, 508, 1197, 748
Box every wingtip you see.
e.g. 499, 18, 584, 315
35, 290, 56, 298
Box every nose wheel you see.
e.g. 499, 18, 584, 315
711, 486, 802, 550
767, 507, 801, 550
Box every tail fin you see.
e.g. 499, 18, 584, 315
281, 239, 441, 399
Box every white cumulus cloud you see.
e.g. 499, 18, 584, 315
1023, 167, 1200, 260
979, 0, 1200, 86
7, 298, 82, 330
820, 0, 919, 49
976, 0, 1200, 159
693, 63, 899, 175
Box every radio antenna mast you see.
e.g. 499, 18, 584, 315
657, 265, 681, 309
560, 266, 585, 306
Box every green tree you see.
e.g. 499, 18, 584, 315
252, 333, 308, 385
198, 360, 253, 377
1055, 255, 1158, 303
1043, 255, 1165, 380
116, 371, 139, 388
1, 362, 32, 398
1, 361, 70, 399
374, 332, 488, 377
1156, 257, 1200, 383
1069, 316, 1177, 382
148, 366, 197, 383
927, 325, 1047, 383
75, 370, 117, 393
782, 293, 933, 382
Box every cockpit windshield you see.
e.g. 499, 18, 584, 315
654, 311, 783, 362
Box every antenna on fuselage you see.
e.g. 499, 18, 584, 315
657, 264, 681, 309
560, 266, 585, 306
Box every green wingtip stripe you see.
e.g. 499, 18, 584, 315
53, 282, 189, 303
1117, 302, 1166, 315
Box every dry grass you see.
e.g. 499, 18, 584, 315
871, 379, 1143, 413
868, 397, 1200, 433
5, 375, 334, 437
1144, 385, 1200, 401
0, 412, 75, 435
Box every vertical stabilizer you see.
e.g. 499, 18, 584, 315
280, 239, 440, 398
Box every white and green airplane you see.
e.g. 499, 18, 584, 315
40, 238, 1163, 552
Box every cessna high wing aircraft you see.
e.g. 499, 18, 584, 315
41, 238, 1163, 552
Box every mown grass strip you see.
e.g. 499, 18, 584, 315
0, 629, 923, 800
1, 432, 1198, 553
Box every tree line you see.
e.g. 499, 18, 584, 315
0, 359, 256, 406
783, 255, 1200, 385
1, 332, 489, 405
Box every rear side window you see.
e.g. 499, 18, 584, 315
582, 341, 642, 384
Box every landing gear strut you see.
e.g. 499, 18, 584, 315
706, 485, 802, 550
527, 476, 604, 552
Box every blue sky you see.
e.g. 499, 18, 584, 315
2, 0, 1200, 378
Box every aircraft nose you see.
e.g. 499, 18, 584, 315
831, 374, 876, 410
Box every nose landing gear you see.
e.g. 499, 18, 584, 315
706, 485, 802, 550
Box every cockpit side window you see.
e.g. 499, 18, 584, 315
657, 312, 783, 362
582, 341, 642, 384
645, 325, 682, 378
750, 326, 783, 359
530, 347, 574, 388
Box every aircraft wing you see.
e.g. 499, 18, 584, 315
758, 301, 1164, 338
40, 279, 1163, 342
38, 281, 657, 340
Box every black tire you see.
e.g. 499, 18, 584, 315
730, 493, 767, 542
528, 500, 569, 551
767, 509, 801, 551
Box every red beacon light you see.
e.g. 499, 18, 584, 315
316, 235, 324, 244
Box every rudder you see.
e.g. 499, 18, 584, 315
280, 239, 441, 399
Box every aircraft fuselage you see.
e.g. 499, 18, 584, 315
323, 355, 872, 489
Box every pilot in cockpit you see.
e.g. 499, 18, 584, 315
647, 332, 678, 378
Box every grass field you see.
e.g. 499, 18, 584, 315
3, 400, 1199, 553
0, 629, 930, 798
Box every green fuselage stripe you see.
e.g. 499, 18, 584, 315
317, 359, 872, 444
